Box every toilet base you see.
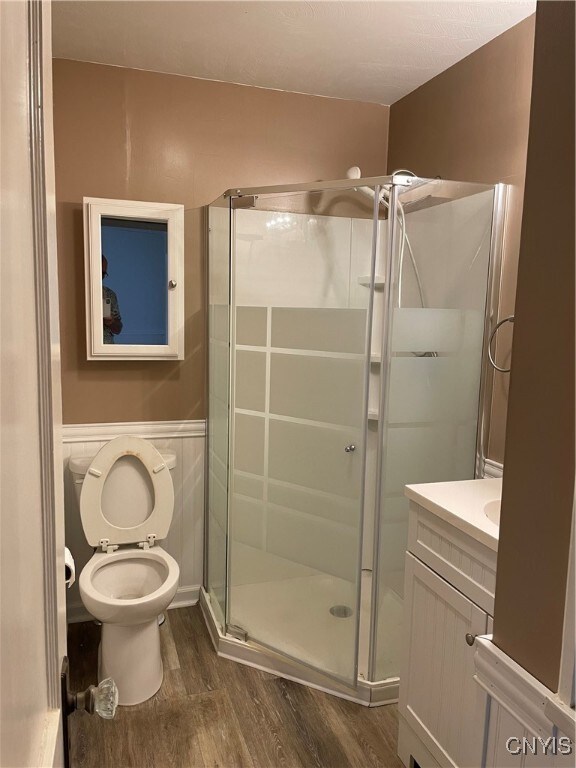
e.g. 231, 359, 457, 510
99, 618, 163, 705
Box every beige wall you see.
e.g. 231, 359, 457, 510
387, 17, 536, 464
53, 59, 389, 424
493, 1, 575, 692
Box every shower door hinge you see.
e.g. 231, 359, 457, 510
226, 624, 248, 642
231, 195, 257, 210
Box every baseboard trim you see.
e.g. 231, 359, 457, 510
62, 419, 205, 443
170, 585, 201, 610
361, 676, 400, 706
199, 587, 398, 707
67, 584, 201, 624
36, 709, 63, 768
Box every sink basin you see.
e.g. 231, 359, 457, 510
484, 500, 501, 526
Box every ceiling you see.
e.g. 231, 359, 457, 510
52, 1, 535, 105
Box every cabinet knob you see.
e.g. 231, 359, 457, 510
465, 633, 476, 647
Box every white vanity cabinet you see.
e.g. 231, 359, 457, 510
398, 480, 500, 768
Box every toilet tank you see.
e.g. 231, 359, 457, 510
69, 450, 177, 522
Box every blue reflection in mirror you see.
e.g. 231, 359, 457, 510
101, 217, 168, 345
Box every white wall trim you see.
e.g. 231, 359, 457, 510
36, 709, 63, 768
483, 458, 503, 479
474, 635, 576, 741
170, 585, 201, 610
67, 584, 201, 623
62, 419, 205, 442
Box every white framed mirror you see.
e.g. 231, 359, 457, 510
83, 197, 184, 360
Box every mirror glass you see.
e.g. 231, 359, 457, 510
100, 217, 168, 346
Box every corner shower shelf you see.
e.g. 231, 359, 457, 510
358, 275, 386, 288
368, 409, 380, 421
370, 354, 381, 364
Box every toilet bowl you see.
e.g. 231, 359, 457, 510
70, 435, 180, 705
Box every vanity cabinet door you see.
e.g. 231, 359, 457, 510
400, 553, 489, 768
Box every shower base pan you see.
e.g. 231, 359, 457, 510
199, 587, 399, 707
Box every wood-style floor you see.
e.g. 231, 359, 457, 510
68, 606, 403, 768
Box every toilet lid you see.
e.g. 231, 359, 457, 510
80, 435, 174, 547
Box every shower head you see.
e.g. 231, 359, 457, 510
345, 166, 389, 207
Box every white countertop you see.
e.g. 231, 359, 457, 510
405, 478, 501, 551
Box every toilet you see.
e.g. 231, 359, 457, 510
69, 435, 180, 705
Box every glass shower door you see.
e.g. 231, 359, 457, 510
227, 190, 375, 684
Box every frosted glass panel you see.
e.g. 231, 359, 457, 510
268, 419, 362, 497
234, 414, 265, 475
391, 308, 463, 353
233, 473, 264, 500
271, 308, 366, 353
236, 306, 267, 346
270, 354, 364, 426
384, 425, 461, 493
211, 303, 230, 343
230, 496, 264, 548
268, 482, 356, 525
388, 357, 457, 424
373, 185, 494, 681
235, 351, 266, 412
266, 506, 357, 581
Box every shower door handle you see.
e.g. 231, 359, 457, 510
344, 444, 356, 453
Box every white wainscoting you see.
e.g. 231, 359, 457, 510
63, 420, 205, 623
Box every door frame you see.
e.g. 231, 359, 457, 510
29, 0, 68, 761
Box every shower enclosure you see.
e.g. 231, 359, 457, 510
203, 174, 505, 704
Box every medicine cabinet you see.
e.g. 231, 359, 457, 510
83, 197, 184, 360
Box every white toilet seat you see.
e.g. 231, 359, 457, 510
80, 546, 180, 625
80, 435, 174, 548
